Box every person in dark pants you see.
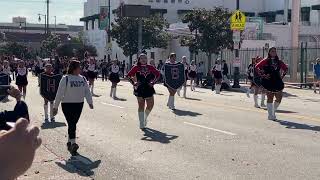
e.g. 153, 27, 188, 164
53, 60, 93, 156
0, 86, 29, 131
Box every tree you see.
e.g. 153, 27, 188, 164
111, 14, 171, 67
181, 7, 233, 71
0, 42, 33, 59
56, 43, 97, 60
41, 34, 61, 57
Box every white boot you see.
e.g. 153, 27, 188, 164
139, 111, 145, 129
44, 104, 49, 122
267, 103, 275, 120
246, 88, 251, 98
177, 88, 181, 96
215, 84, 221, 94
254, 95, 260, 108
145, 109, 151, 127
113, 87, 117, 99
183, 86, 187, 98
273, 102, 280, 120
261, 93, 266, 107
110, 87, 113, 97
91, 84, 94, 95
168, 96, 175, 110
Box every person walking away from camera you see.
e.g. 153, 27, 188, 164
16, 61, 28, 100
53, 60, 93, 156
189, 60, 197, 91
127, 54, 160, 130
256, 47, 288, 121
313, 58, 320, 94
247, 57, 265, 108
41, 64, 56, 123
212, 60, 223, 94
101, 60, 109, 81
109, 60, 121, 99
177, 56, 189, 98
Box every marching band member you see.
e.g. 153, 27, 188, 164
212, 60, 223, 94
247, 57, 265, 108
86, 58, 97, 95
127, 54, 160, 130
53, 60, 93, 156
109, 60, 120, 99
189, 60, 197, 91
16, 61, 28, 100
256, 47, 288, 120
177, 56, 189, 98
164, 53, 180, 110
42, 64, 56, 123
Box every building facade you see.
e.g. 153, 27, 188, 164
81, 0, 320, 66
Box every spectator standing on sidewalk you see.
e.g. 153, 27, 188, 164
314, 58, 320, 94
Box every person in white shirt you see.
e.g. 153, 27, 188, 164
53, 60, 93, 156
212, 60, 223, 94
188, 60, 197, 91
109, 60, 121, 99
16, 61, 28, 99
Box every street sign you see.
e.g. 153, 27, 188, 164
231, 10, 246, 31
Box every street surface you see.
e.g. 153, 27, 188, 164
2, 75, 320, 180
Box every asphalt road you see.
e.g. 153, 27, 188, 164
3, 75, 320, 180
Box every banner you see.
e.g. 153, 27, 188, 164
40, 74, 63, 102
100, 6, 110, 31
164, 63, 186, 90
0, 74, 10, 101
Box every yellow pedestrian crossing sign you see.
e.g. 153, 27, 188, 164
230, 10, 246, 31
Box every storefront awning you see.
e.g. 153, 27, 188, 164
80, 14, 100, 22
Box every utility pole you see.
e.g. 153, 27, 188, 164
47, 0, 50, 34
291, 0, 300, 82
107, 0, 111, 62
232, 0, 241, 88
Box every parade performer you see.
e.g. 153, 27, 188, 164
86, 58, 97, 95
313, 58, 320, 94
177, 56, 189, 98
256, 47, 288, 120
100, 60, 109, 81
163, 53, 185, 110
212, 60, 223, 94
127, 54, 160, 130
53, 60, 93, 156
41, 64, 56, 123
189, 60, 197, 91
16, 61, 28, 100
247, 57, 266, 108
109, 60, 120, 99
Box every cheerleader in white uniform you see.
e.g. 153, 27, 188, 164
212, 60, 222, 94
16, 61, 28, 99
177, 56, 189, 98
109, 60, 120, 99
86, 58, 97, 95
188, 60, 197, 91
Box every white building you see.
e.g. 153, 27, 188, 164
81, 0, 320, 66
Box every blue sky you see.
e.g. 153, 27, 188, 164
0, 0, 86, 25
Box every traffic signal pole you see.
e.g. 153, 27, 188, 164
232, 0, 241, 88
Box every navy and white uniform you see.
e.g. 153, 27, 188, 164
109, 65, 120, 83
16, 67, 28, 86
188, 65, 197, 79
86, 64, 96, 80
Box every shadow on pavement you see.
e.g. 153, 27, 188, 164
41, 122, 66, 129
114, 97, 127, 101
185, 97, 202, 101
141, 128, 178, 144
275, 119, 320, 132
173, 109, 202, 117
56, 154, 101, 177
283, 92, 298, 98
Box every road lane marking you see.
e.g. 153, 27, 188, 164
184, 122, 237, 136
101, 102, 125, 109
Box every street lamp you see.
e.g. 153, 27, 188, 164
38, 13, 47, 34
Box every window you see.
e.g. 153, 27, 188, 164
178, 0, 182, 2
